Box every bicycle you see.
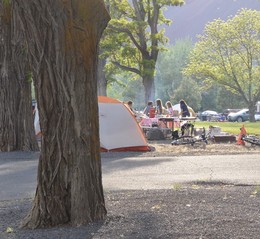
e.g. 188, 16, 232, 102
241, 135, 260, 146
171, 126, 213, 146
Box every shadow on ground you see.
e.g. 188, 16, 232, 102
1, 186, 260, 239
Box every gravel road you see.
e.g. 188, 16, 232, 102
0, 144, 260, 239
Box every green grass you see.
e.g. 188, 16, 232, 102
194, 121, 260, 136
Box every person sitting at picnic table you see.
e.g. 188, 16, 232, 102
179, 99, 196, 118
165, 101, 174, 116
179, 99, 196, 136
143, 101, 155, 118
127, 100, 137, 116
155, 98, 167, 115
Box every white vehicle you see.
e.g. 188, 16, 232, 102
255, 113, 260, 121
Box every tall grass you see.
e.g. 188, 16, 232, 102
195, 121, 260, 135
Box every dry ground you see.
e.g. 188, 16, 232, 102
148, 139, 260, 157
1, 140, 260, 239
1, 186, 260, 239
101, 139, 260, 159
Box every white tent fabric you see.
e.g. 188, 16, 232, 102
34, 97, 150, 152
99, 100, 149, 151
172, 103, 181, 112
34, 104, 41, 136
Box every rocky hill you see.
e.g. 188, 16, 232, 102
164, 0, 260, 43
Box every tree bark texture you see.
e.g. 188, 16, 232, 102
13, 0, 110, 228
0, 2, 38, 152
143, 75, 155, 103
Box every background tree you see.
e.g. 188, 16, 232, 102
13, 0, 110, 228
155, 38, 193, 103
121, 78, 145, 108
171, 77, 201, 111
106, 73, 145, 109
97, 0, 111, 96
195, 82, 246, 112
216, 87, 246, 111
184, 9, 260, 121
0, 0, 38, 151
101, 0, 184, 102
97, 53, 108, 96
156, 38, 245, 112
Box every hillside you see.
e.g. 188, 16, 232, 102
164, 0, 260, 43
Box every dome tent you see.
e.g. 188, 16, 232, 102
98, 96, 150, 152
34, 96, 150, 152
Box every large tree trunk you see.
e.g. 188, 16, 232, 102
0, 2, 38, 152
13, 0, 110, 228
142, 56, 156, 103
143, 75, 155, 103
249, 102, 256, 122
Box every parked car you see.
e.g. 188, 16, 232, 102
200, 110, 219, 121
227, 109, 260, 122
222, 109, 241, 120
255, 112, 260, 121
227, 109, 249, 122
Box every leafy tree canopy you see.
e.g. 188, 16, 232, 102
184, 9, 260, 120
171, 77, 202, 111
155, 38, 193, 103
101, 0, 184, 101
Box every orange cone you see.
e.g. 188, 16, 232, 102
237, 125, 247, 145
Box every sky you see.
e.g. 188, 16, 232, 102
164, 0, 260, 43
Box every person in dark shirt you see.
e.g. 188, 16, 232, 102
179, 99, 196, 136
179, 99, 196, 118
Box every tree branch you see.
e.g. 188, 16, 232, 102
109, 25, 147, 55
112, 61, 141, 75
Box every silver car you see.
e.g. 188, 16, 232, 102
227, 109, 249, 122
228, 109, 260, 122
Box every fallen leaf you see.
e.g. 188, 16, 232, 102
6, 227, 14, 233
151, 204, 161, 209
192, 184, 200, 189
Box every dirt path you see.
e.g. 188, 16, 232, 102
1, 143, 260, 239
